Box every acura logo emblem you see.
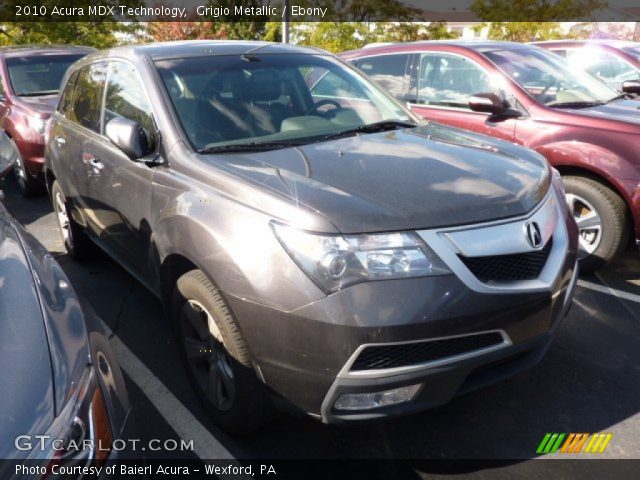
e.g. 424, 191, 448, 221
526, 222, 543, 248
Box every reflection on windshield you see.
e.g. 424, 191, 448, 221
6, 55, 86, 96
155, 53, 414, 152
484, 48, 619, 107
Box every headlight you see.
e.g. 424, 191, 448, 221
551, 167, 566, 197
47, 367, 112, 469
272, 223, 451, 293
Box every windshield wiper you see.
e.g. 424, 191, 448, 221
197, 141, 302, 154
549, 101, 605, 109
18, 90, 58, 97
321, 120, 417, 141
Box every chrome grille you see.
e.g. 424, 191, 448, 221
458, 238, 553, 284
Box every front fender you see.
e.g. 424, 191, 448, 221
152, 187, 325, 313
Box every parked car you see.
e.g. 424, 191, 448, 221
45, 41, 578, 433
534, 40, 640, 91
342, 41, 640, 272
0, 132, 134, 472
0, 46, 93, 196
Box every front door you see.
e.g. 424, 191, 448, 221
408, 52, 518, 142
85, 60, 158, 285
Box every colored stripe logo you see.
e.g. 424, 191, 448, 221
537, 433, 612, 454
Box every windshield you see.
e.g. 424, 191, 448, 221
6, 54, 86, 96
623, 46, 640, 63
483, 47, 620, 107
155, 53, 416, 151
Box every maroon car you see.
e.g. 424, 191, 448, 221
0, 46, 93, 196
342, 41, 640, 272
534, 40, 640, 91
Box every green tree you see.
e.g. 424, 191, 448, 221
479, 21, 565, 41
0, 0, 139, 47
294, 22, 376, 53
471, 0, 605, 21
377, 22, 457, 42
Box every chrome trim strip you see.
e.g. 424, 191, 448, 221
337, 329, 512, 379
418, 188, 569, 294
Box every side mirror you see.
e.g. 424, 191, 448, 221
621, 80, 640, 95
469, 92, 522, 119
105, 117, 150, 160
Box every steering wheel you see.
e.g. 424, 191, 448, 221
306, 99, 342, 116
539, 78, 560, 100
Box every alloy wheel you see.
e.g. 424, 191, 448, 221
53, 190, 72, 245
181, 300, 235, 411
565, 193, 603, 257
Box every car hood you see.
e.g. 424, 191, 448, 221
18, 95, 58, 115
0, 215, 54, 458
567, 99, 640, 125
213, 123, 550, 233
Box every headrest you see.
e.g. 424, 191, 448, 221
245, 70, 281, 102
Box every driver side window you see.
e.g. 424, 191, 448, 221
417, 53, 501, 109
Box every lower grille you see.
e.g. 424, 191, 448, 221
350, 332, 505, 371
459, 238, 553, 283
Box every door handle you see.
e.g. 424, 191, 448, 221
54, 135, 66, 145
89, 157, 104, 172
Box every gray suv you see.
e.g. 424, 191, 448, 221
45, 41, 579, 433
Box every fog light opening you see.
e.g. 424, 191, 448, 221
333, 384, 422, 411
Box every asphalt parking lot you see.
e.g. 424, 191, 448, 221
2, 176, 639, 476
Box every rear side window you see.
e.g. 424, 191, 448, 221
356, 54, 411, 100
69, 62, 107, 133
104, 61, 157, 151
58, 70, 79, 118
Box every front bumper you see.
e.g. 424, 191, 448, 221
225, 188, 579, 422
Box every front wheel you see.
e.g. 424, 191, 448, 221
173, 270, 274, 434
13, 146, 44, 197
563, 176, 628, 273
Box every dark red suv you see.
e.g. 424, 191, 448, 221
534, 40, 640, 91
342, 41, 640, 272
0, 46, 92, 196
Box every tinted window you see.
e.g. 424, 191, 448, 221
417, 53, 499, 109
356, 54, 411, 99
58, 70, 79, 118
6, 54, 86, 96
104, 61, 156, 150
69, 62, 107, 132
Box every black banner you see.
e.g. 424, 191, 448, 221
0, 0, 639, 23
3, 459, 640, 479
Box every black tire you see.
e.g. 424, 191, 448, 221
173, 270, 274, 434
50, 180, 93, 260
563, 176, 628, 273
13, 145, 44, 197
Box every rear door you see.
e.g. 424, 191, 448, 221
407, 52, 517, 142
85, 60, 158, 285
352, 53, 414, 103
50, 62, 107, 225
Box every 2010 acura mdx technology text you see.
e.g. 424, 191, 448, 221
45, 41, 578, 433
